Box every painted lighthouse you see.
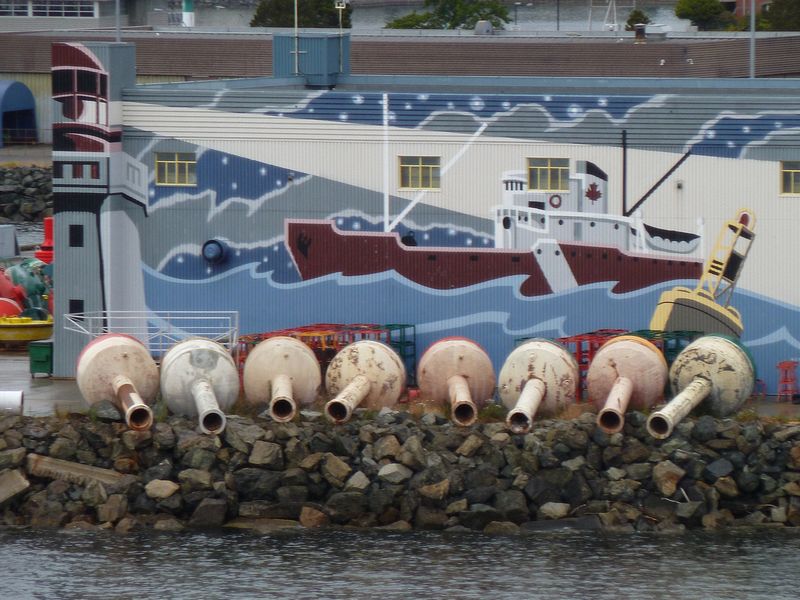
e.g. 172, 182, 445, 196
51, 42, 149, 376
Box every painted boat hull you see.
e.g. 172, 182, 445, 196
0, 318, 53, 343
285, 220, 704, 297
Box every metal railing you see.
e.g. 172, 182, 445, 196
63, 310, 239, 360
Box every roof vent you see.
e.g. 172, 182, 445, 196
474, 20, 493, 35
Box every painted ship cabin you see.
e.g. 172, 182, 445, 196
51, 37, 800, 394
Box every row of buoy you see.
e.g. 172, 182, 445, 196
75, 332, 755, 440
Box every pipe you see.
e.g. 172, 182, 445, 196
647, 377, 712, 440
449, 374, 478, 427
191, 379, 227, 435
111, 374, 153, 431
0, 390, 23, 415
596, 376, 634, 435
325, 374, 371, 424
506, 377, 546, 434
269, 373, 296, 423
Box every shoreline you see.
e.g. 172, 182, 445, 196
1, 409, 798, 534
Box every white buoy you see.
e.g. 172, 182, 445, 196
324, 340, 406, 424
417, 337, 496, 427
498, 339, 579, 434
160, 338, 240, 435
76, 334, 158, 431
243, 336, 321, 422
588, 336, 667, 434
647, 335, 755, 439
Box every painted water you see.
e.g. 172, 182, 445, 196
1, 528, 799, 599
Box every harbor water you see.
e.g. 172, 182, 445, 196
1, 527, 799, 599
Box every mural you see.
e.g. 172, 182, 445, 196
53, 42, 800, 390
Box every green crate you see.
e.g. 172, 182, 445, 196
29, 338, 53, 376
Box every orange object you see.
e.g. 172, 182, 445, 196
777, 360, 798, 403
34, 216, 54, 264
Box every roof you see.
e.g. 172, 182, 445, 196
2, 29, 800, 79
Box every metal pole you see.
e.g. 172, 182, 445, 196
557, 0, 560, 31
115, 0, 120, 42
294, 0, 299, 75
749, 0, 756, 78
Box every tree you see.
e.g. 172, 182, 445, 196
625, 8, 651, 31
250, 0, 352, 28
675, 0, 727, 31
761, 0, 800, 31
385, 0, 510, 30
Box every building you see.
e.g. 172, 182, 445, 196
51, 36, 800, 392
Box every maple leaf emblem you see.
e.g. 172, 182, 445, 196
585, 182, 602, 203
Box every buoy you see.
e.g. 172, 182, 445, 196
646, 335, 755, 439
76, 334, 157, 431
160, 339, 240, 435
324, 340, 406, 424
498, 339, 579, 434
417, 337, 495, 427
243, 336, 321, 422
587, 335, 667, 434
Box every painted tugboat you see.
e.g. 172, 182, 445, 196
286, 162, 705, 296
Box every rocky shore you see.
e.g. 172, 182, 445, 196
1, 408, 798, 534
0, 166, 52, 224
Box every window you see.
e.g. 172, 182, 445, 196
0, 1, 28, 16
69, 224, 84, 248
527, 158, 569, 191
156, 152, 197, 186
782, 161, 800, 195
399, 156, 440, 190
32, 1, 95, 17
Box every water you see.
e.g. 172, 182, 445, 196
193, 2, 691, 33
1, 527, 798, 599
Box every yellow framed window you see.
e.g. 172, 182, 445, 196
400, 156, 440, 190
527, 158, 569, 191
781, 161, 800, 194
156, 152, 197, 186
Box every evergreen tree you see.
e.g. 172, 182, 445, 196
762, 0, 800, 31
625, 8, 651, 31
386, 0, 509, 30
250, 0, 352, 28
675, 0, 728, 30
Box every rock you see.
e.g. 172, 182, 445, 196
418, 479, 450, 502
702, 509, 735, 529
48, 437, 77, 460
121, 430, 152, 451
81, 480, 108, 507
178, 468, 213, 491
398, 435, 426, 470
703, 458, 734, 482
249, 441, 284, 470
378, 463, 413, 484
325, 491, 367, 524
299, 452, 325, 471
537, 502, 571, 520
675, 500, 703, 520
299, 506, 330, 528
456, 434, 484, 458
483, 520, 520, 535
493, 489, 529, 523
458, 504, 503, 530
0, 447, 26, 469
344, 471, 371, 492
145, 479, 180, 500
784, 481, 800, 497
714, 476, 739, 498
153, 516, 185, 531
189, 498, 228, 528
233, 468, 283, 500
276, 486, 308, 504
606, 466, 627, 481
373, 435, 401, 460
321, 453, 351, 487
115, 516, 142, 533
0, 469, 29, 505
653, 460, 686, 497
414, 505, 448, 529
97, 494, 128, 524
446, 498, 468, 515
377, 520, 413, 532
692, 416, 718, 442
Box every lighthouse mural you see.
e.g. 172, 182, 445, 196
51, 42, 149, 376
